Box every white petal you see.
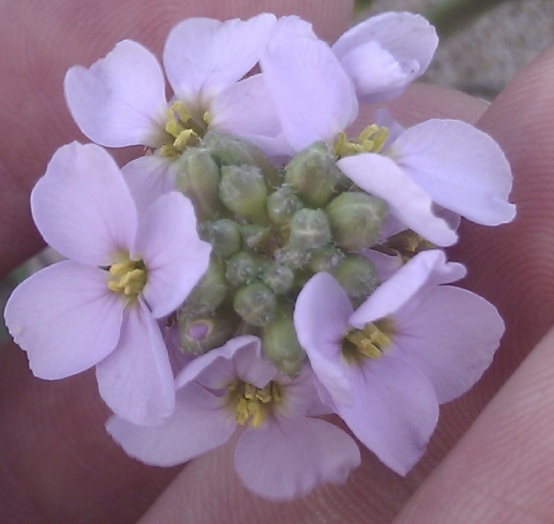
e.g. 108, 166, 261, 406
4, 261, 124, 379
64, 40, 167, 147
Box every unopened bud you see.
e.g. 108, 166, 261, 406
262, 309, 306, 375
274, 244, 311, 270
309, 246, 345, 273
200, 219, 241, 258
266, 186, 303, 226
219, 165, 269, 224
241, 224, 270, 252
332, 254, 379, 307
325, 192, 387, 251
284, 141, 343, 207
233, 282, 277, 326
225, 251, 259, 286
289, 208, 332, 250
174, 148, 221, 220
179, 257, 228, 317
261, 262, 295, 295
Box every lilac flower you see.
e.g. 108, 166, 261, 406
4, 142, 211, 424
107, 336, 361, 500
64, 14, 283, 211
294, 250, 505, 474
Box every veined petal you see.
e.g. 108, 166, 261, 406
262, 37, 358, 150
164, 14, 276, 110
333, 12, 438, 101
338, 153, 458, 246
64, 40, 168, 147
338, 355, 438, 475
390, 119, 516, 225
122, 155, 177, 216
294, 272, 354, 404
393, 286, 504, 404
106, 382, 235, 466
4, 261, 124, 379
32, 142, 138, 266
134, 192, 211, 318
235, 417, 360, 500
351, 250, 465, 325
96, 301, 175, 425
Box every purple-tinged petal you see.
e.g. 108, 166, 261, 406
121, 155, 177, 216
262, 37, 358, 150
32, 142, 138, 266
393, 286, 504, 404
64, 40, 168, 148
210, 75, 292, 157
164, 14, 276, 110
361, 249, 402, 282
333, 12, 438, 102
96, 301, 175, 425
267, 15, 317, 47
338, 153, 458, 246
106, 382, 235, 465
235, 417, 360, 500
390, 119, 516, 225
4, 261, 124, 379
294, 273, 354, 403
351, 250, 465, 326
134, 192, 211, 319
338, 355, 438, 475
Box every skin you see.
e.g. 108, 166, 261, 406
1, 0, 554, 522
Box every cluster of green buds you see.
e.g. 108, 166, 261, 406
174, 131, 388, 375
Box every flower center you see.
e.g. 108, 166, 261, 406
159, 101, 210, 158
342, 318, 394, 361
228, 380, 281, 428
107, 257, 147, 298
334, 124, 389, 158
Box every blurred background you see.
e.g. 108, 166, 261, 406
2, 0, 554, 342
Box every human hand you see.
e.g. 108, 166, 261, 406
1, 1, 553, 522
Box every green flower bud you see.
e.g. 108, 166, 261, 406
199, 219, 242, 258
284, 141, 343, 207
202, 130, 280, 187
225, 251, 259, 287
233, 282, 277, 326
219, 165, 269, 224
309, 245, 345, 273
266, 186, 303, 226
179, 257, 228, 317
289, 208, 332, 250
178, 306, 241, 355
261, 262, 295, 295
173, 148, 221, 220
274, 244, 311, 270
332, 254, 379, 307
325, 192, 387, 251
241, 224, 270, 252
262, 309, 306, 375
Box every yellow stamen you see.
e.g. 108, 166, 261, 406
334, 124, 389, 158
343, 318, 394, 361
159, 101, 206, 158
377, 230, 435, 262
107, 258, 147, 298
229, 380, 281, 428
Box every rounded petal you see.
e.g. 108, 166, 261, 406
121, 155, 177, 217
338, 153, 458, 246
235, 417, 360, 500
262, 37, 358, 150
338, 355, 439, 475
394, 285, 504, 404
390, 119, 516, 225
164, 14, 276, 109
64, 40, 167, 147
96, 302, 175, 425
4, 261, 124, 379
106, 382, 235, 466
350, 250, 466, 326
32, 142, 138, 266
134, 192, 211, 318
333, 12, 438, 101
294, 273, 353, 403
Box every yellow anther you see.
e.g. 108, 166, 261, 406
107, 257, 147, 298
173, 129, 198, 151
334, 124, 389, 158
203, 111, 212, 125
343, 319, 394, 361
229, 380, 281, 428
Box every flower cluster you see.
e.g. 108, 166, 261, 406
4, 12, 515, 500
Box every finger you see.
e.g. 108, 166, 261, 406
0, 0, 353, 277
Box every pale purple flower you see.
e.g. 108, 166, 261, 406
107, 335, 361, 500
64, 14, 284, 212
332, 12, 438, 102
4, 142, 211, 424
294, 250, 505, 474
